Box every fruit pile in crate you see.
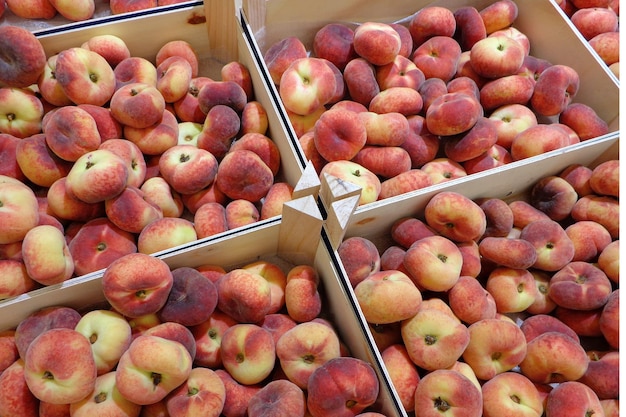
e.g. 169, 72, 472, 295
553, 0, 619, 79
333, 149, 619, 416
243, 0, 619, 208
0, 4, 306, 299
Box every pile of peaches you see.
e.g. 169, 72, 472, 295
263, 0, 612, 205
555, 0, 619, 78
0, 0, 192, 22
0, 25, 293, 298
0, 252, 386, 416
338, 159, 619, 416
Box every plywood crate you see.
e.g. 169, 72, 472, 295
0, 193, 408, 416
236, 0, 620, 212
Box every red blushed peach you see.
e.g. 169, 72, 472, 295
105, 185, 163, 234
81, 34, 131, 69
469, 35, 526, 79
520, 219, 575, 272
424, 191, 487, 243
260, 181, 294, 220
102, 252, 173, 318
510, 123, 571, 161
565, 220, 612, 263
113, 56, 157, 89
391, 23, 413, 58
141, 321, 197, 363
0, 26, 47, 88
313, 108, 367, 161
44, 105, 102, 162
196, 104, 241, 159
220, 323, 275, 386
390, 217, 436, 249
155, 55, 193, 104
419, 77, 448, 113
110, 82, 165, 129
158, 144, 218, 195
241, 100, 269, 136
165, 367, 225, 417
343, 57, 380, 107
279, 57, 337, 116
15, 133, 72, 188
285, 265, 322, 323
230, 133, 281, 177
381, 344, 420, 412
379, 169, 434, 200
352, 146, 411, 179
154, 39, 199, 78
110, 0, 158, 14
215, 149, 274, 203
225, 199, 260, 230
0, 355, 38, 415
78, 104, 123, 142
554, 306, 603, 338
479, 74, 534, 111
519, 331, 589, 384
173, 76, 214, 123
478, 237, 538, 270
5, 0, 56, 19
313, 23, 357, 72
182, 182, 228, 214
217, 269, 272, 324
413, 369, 482, 417
137, 217, 197, 255
528, 175, 578, 222
600, 289, 618, 349
197, 80, 247, 115
264, 36, 308, 85
527, 270, 558, 315
353, 21, 402, 66
530, 64, 580, 117
368, 86, 423, 116
589, 159, 619, 198
412, 36, 462, 82
358, 111, 410, 147
559, 102, 610, 142
376, 55, 425, 91
425, 92, 482, 136
449, 276, 497, 324
46, 177, 105, 223
463, 143, 512, 174
570, 7, 618, 40
478, 197, 514, 238
191, 310, 237, 368
597, 240, 619, 284
247, 379, 305, 417
486, 267, 539, 314
447, 76, 480, 100
508, 200, 551, 229
401, 115, 439, 168
571, 194, 619, 240
443, 116, 498, 162
409, 6, 457, 46
589, 31, 619, 66
337, 236, 381, 288
479, 0, 519, 34
306, 357, 379, 417
520, 313, 579, 344
221, 60, 253, 102
287, 106, 326, 138
193, 201, 228, 239
158, 267, 218, 327
559, 164, 594, 196
0, 330, 18, 373
69, 217, 137, 276
215, 369, 262, 417
488, 103, 538, 150
258, 313, 296, 347
453, 6, 487, 51
0, 134, 26, 182
545, 381, 605, 417
549, 261, 612, 311
421, 157, 468, 184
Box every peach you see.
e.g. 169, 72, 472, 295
193, 202, 228, 239
401, 114, 440, 167
413, 369, 482, 417
98, 138, 146, 188
355, 270, 422, 324
313, 108, 367, 161
155, 39, 199, 78
527, 270, 558, 315
229, 132, 281, 176
313, 23, 357, 71
376, 55, 425, 91
578, 350, 619, 400
588, 31, 620, 66
0, 330, 18, 373
0, 87, 44, 139
600, 289, 619, 349
423, 156, 468, 183
217, 268, 272, 323
54, 47, 115, 106
216, 149, 274, 203
403, 235, 463, 292
163, 367, 225, 417
220, 323, 275, 385
113, 56, 158, 89
510, 123, 571, 161
284, 264, 322, 323
453, 6, 487, 51
225, 199, 260, 230
102, 252, 173, 318
508, 200, 551, 229
247, 379, 305, 417
0, 26, 47, 88
544, 381, 605, 417
337, 236, 381, 287
481, 372, 544, 417
479, 0, 519, 34
571, 194, 619, 239
196, 104, 241, 160
137, 217, 197, 255
241, 100, 269, 136
550, 260, 613, 310
368, 86, 423, 116
589, 159, 619, 197
0, 134, 26, 182
23, 328, 97, 404
448, 275, 497, 324
486, 266, 539, 313
463, 143, 512, 174
190, 310, 237, 368
44, 105, 102, 162
81, 34, 130, 68
110, 82, 166, 129
443, 116, 498, 162
65, 149, 129, 204
478, 197, 514, 238
519, 313, 579, 344
418, 77, 448, 113
381, 344, 420, 412
519, 331, 589, 384
115, 335, 192, 405
469, 35, 526, 79
197, 80, 247, 114
306, 357, 379, 417
343, 57, 380, 107
488, 103, 538, 149
353, 146, 412, 179
105, 185, 163, 234
530, 64, 580, 117
21, 224, 74, 286
412, 35, 462, 82
378, 168, 434, 200
479, 236, 538, 270
275, 321, 341, 389
408, 6, 456, 46
424, 191, 487, 242
279, 57, 336, 116
182, 182, 228, 214
559, 102, 609, 141
401, 306, 470, 370
425, 92, 482, 136
353, 21, 402, 66
109, 0, 157, 14
0, 358, 40, 417
264, 36, 308, 85
46, 176, 106, 222
159, 144, 218, 195
528, 175, 578, 221
215, 369, 262, 417
597, 240, 619, 284
565, 220, 612, 262
570, 7, 618, 40
555, 306, 604, 338
221, 60, 253, 101
358, 111, 409, 147
520, 219, 575, 272
479, 74, 534, 111
258, 313, 297, 346
5, 0, 56, 19
155, 56, 193, 104
462, 318, 528, 380
260, 182, 294, 220
0, 180, 38, 244
173, 76, 214, 123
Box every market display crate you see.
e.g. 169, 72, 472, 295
237, 0, 620, 212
